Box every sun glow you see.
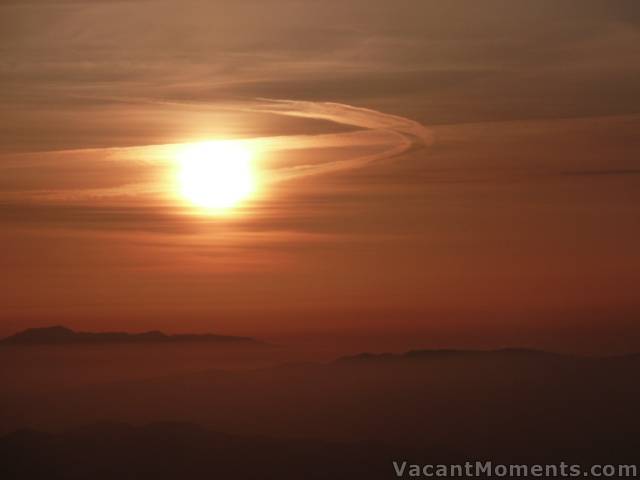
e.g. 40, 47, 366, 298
176, 140, 256, 212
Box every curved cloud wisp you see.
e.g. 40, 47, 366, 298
0, 99, 431, 204
248, 99, 432, 179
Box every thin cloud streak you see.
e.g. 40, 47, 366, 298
0, 99, 432, 204
248, 99, 432, 178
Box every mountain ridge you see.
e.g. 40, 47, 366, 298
333, 347, 570, 364
0, 325, 263, 346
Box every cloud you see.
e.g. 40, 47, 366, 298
561, 169, 640, 177
246, 99, 432, 178
0, 98, 432, 205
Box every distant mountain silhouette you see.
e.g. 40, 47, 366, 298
0, 326, 262, 346
3, 346, 639, 458
2, 346, 640, 474
334, 347, 564, 364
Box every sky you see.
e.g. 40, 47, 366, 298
1, 0, 639, 353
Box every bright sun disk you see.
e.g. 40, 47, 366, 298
176, 140, 256, 211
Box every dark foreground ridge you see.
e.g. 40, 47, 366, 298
2, 348, 640, 477
2, 420, 639, 480
0, 325, 262, 346
0, 422, 449, 480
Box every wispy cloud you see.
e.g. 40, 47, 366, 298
561, 169, 640, 177
0, 99, 432, 204
247, 99, 432, 178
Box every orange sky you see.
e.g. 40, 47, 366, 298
1, 1, 639, 353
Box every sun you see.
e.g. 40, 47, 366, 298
176, 140, 256, 212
